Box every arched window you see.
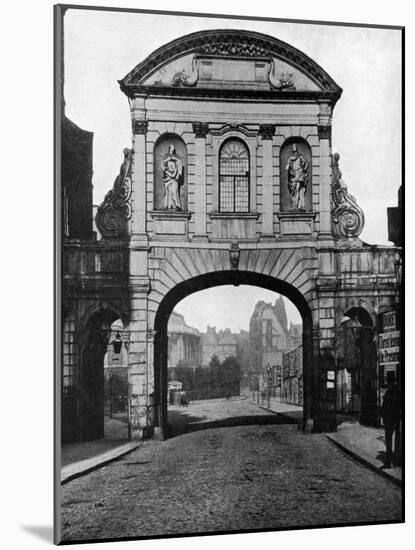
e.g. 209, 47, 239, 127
219, 139, 250, 212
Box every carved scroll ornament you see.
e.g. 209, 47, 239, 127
171, 56, 198, 87
268, 60, 296, 90
95, 148, 133, 238
331, 153, 365, 239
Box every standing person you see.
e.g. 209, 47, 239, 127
380, 371, 401, 469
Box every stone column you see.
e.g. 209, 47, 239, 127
131, 120, 148, 241
129, 119, 150, 307
192, 122, 209, 241
128, 119, 151, 440
259, 124, 275, 240
127, 290, 151, 440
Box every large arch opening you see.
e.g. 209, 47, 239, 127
153, 271, 313, 438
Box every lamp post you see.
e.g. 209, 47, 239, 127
109, 330, 130, 432
108, 370, 113, 419
266, 363, 271, 409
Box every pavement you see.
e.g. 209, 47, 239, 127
60, 398, 402, 542
326, 422, 402, 485
61, 416, 139, 484
257, 397, 402, 486
61, 397, 402, 487
61, 442, 140, 485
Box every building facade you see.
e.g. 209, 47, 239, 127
167, 312, 201, 370
62, 29, 401, 442
249, 296, 300, 374
200, 326, 239, 365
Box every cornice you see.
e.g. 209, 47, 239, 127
123, 85, 340, 104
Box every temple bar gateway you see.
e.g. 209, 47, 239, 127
62, 29, 401, 442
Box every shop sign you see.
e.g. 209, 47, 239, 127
378, 328, 400, 388
382, 310, 396, 332
378, 331, 400, 365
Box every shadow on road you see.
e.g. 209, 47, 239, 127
167, 409, 296, 438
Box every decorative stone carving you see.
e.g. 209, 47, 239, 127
132, 120, 148, 134
161, 143, 184, 210
286, 144, 309, 211
192, 122, 209, 138
120, 30, 342, 98
171, 56, 198, 87
95, 148, 133, 238
331, 153, 365, 239
269, 60, 296, 90
201, 40, 267, 57
259, 124, 276, 140
229, 242, 240, 270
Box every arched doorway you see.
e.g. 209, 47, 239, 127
78, 308, 128, 441
335, 306, 377, 426
153, 271, 313, 438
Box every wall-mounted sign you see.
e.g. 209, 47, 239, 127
378, 331, 400, 365
382, 310, 397, 332
378, 326, 400, 388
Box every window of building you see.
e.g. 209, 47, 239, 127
219, 139, 250, 212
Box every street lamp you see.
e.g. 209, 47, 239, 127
266, 363, 271, 408
112, 332, 123, 354
108, 370, 113, 419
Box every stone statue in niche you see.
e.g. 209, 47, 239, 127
286, 144, 309, 210
161, 143, 184, 210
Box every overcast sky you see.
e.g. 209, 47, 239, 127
64, 8, 401, 246
63, 9, 401, 333
174, 287, 302, 333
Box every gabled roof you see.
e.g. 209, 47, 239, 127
119, 29, 342, 104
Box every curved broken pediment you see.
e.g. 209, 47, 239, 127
119, 29, 342, 101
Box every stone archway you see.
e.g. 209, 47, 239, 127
78, 308, 125, 441
153, 270, 314, 439
335, 306, 377, 426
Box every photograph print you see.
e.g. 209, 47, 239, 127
56, 4, 403, 544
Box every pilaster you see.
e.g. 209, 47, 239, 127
259, 124, 275, 240
192, 122, 209, 241
131, 119, 148, 241
318, 120, 332, 239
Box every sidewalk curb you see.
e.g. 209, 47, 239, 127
326, 434, 402, 487
61, 442, 141, 485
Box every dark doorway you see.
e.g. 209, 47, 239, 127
78, 309, 124, 442
335, 307, 377, 426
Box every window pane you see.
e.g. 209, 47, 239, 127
220, 176, 234, 211
219, 139, 250, 212
234, 176, 249, 212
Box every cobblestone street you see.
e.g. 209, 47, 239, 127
60, 399, 402, 542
